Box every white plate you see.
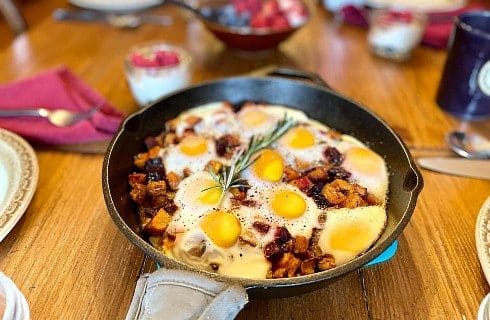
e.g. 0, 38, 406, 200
69, 0, 162, 12
0, 272, 30, 320
0, 128, 38, 243
365, 0, 467, 12
476, 196, 490, 284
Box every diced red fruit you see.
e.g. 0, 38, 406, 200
131, 50, 180, 68
271, 15, 290, 30
250, 12, 270, 28
154, 50, 180, 67
291, 177, 313, 192
131, 53, 160, 68
262, 0, 280, 16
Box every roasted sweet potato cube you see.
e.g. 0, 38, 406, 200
293, 236, 308, 254
166, 172, 181, 191
129, 173, 147, 187
284, 166, 300, 182
134, 152, 149, 169
321, 184, 346, 205
300, 258, 316, 275
286, 255, 301, 278
307, 167, 329, 182
345, 193, 368, 209
130, 184, 147, 205
317, 254, 336, 271
144, 209, 172, 236
204, 160, 223, 175
365, 193, 381, 205
272, 267, 287, 279
148, 146, 161, 159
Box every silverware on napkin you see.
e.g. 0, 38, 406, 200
0, 105, 101, 127
418, 157, 490, 180
53, 8, 172, 29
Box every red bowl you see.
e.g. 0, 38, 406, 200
200, 2, 310, 51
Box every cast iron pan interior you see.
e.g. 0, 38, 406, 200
102, 75, 423, 298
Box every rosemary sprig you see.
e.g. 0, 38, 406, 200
204, 115, 297, 203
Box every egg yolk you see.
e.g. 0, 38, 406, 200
198, 182, 222, 205
200, 211, 242, 248
271, 190, 306, 219
252, 149, 284, 182
328, 223, 371, 252
345, 147, 383, 176
240, 109, 269, 127
285, 127, 315, 149
179, 135, 208, 156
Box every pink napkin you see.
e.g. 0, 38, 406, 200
340, 3, 488, 49
0, 67, 125, 145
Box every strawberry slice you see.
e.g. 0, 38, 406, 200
131, 50, 180, 68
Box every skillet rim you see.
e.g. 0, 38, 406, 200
102, 75, 424, 289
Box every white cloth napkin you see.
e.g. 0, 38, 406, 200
126, 269, 248, 320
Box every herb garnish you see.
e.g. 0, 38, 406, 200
203, 115, 297, 204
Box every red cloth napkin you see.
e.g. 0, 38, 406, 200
340, 3, 488, 49
0, 67, 125, 145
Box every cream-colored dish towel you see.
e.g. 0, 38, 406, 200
126, 269, 248, 320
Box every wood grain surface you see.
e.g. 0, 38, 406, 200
0, 1, 489, 319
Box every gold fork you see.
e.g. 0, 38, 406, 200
0, 105, 102, 127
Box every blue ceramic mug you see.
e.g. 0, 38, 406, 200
436, 11, 490, 120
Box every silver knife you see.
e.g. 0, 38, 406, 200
53, 8, 172, 28
418, 157, 490, 180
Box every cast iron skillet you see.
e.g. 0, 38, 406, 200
102, 68, 423, 298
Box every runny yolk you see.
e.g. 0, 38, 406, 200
328, 223, 371, 252
179, 135, 208, 156
345, 147, 383, 176
200, 211, 242, 248
271, 190, 306, 219
252, 149, 284, 182
285, 127, 315, 149
240, 109, 269, 127
198, 182, 222, 205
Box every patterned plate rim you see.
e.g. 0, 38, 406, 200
0, 128, 38, 242
475, 196, 490, 285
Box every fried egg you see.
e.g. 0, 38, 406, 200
275, 125, 328, 169
167, 172, 232, 234
175, 102, 239, 137
318, 206, 387, 265
237, 104, 308, 140
162, 135, 217, 175
240, 149, 286, 188
171, 210, 271, 278
253, 183, 323, 239
342, 147, 388, 201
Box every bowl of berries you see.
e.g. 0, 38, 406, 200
197, 0, 310, 50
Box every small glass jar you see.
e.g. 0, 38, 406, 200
368, 10, 426, 61
125, 42, 192, 106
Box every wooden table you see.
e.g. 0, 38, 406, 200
0, 2, 489, 319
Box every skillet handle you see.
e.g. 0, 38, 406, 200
261, 67, 333, 89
